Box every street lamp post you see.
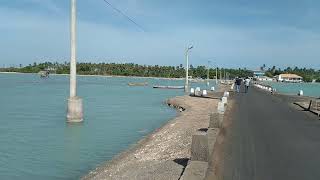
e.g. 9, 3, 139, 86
67, 0, 83, 123
185, 45, 193, 93
207, 61, 211, 87
215, 64, 218, 85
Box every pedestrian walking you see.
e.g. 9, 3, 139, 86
244, 77, 250, 93
235, 77, 242, 93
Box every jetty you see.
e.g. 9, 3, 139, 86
153, 85, 184, 89
210, 85, 320, 180
128, 82, 148, 86
83, 84, 232, 180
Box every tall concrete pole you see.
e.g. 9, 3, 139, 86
67, 0, 83, 123
207, 61, 210, 87
185, 48, 189, 93
220, 68, 222, 83
215, 66, 218, 84
70, 0, 76, 98
207, 61, 210, 80
184, 46, 193, 93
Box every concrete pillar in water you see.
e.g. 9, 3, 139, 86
67, 0, 83, 123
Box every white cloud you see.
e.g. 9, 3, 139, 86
1, 4, 320, 69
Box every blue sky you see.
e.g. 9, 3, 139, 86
1, 0, 320, 69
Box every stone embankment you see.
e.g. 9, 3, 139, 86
83, 85, 233, 180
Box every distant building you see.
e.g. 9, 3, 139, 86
275, 73, 303, 83
253, 70, 265, 78
253, 70, 271, 81
256, 76, 273, 81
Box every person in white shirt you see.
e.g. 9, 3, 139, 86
245, 77, 250, 93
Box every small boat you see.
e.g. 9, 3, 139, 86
128, 82, 148, 86
153, 85, 184, 89
39, 71, 49, 78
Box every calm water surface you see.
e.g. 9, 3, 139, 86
263, 81, 320, 97
0, 73, 214, 180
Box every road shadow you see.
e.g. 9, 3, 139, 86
197, 128, 208, 132
173, 158, 189, 168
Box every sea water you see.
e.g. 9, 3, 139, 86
263, 81, 320, 97
0, 73, 215, 180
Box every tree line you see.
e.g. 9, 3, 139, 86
264, 66, 320, 82
2, 62, 320, 82
0, 62, 253, 79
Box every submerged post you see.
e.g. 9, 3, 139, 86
67, 0, 83, 122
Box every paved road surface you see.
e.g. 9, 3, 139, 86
222, 86, 320, 180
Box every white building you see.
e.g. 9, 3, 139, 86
256, 76, 273, 81
276, 73, 303, 83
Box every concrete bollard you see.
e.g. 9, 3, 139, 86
221, 97, 227, 104
191, 132, 209, 162
202, 90, 207, 96
210, 87, 215, 91
217, 102, 225, 114
231, 83, 234, 90
195, 87, 201, 96
190, 88, 195, 96
223, 91, 229, 97
209, 113, 223, 128
298, 90, 303, 96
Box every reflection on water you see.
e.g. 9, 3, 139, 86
264, 81, 320, 97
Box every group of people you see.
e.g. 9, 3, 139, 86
235, 77, 251, 93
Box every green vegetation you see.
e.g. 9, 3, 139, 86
264, 66, 320, 82
0, 62, 253, 79
2, 62, 319, 82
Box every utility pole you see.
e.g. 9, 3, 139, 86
67, 0, 83, 123
185, 46, 193, 93
215, 66, 218, 84
220, 68, 222, 83
207, 61, 210, 86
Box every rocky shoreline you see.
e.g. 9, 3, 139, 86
82, 94, 221, 180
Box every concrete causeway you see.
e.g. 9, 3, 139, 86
219, 86, 320, 180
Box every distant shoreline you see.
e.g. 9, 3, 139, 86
0, 72, 218, 82
0, 71, 185, 80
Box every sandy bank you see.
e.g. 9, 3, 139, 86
82, 95, 220, 180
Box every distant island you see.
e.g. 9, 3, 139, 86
0, 62, 252, 79
0, 62, 319, 82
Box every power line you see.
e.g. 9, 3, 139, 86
102, 0, 145, 32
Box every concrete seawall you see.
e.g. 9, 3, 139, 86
82, 95, 222, 180
82, 83, 233, 180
